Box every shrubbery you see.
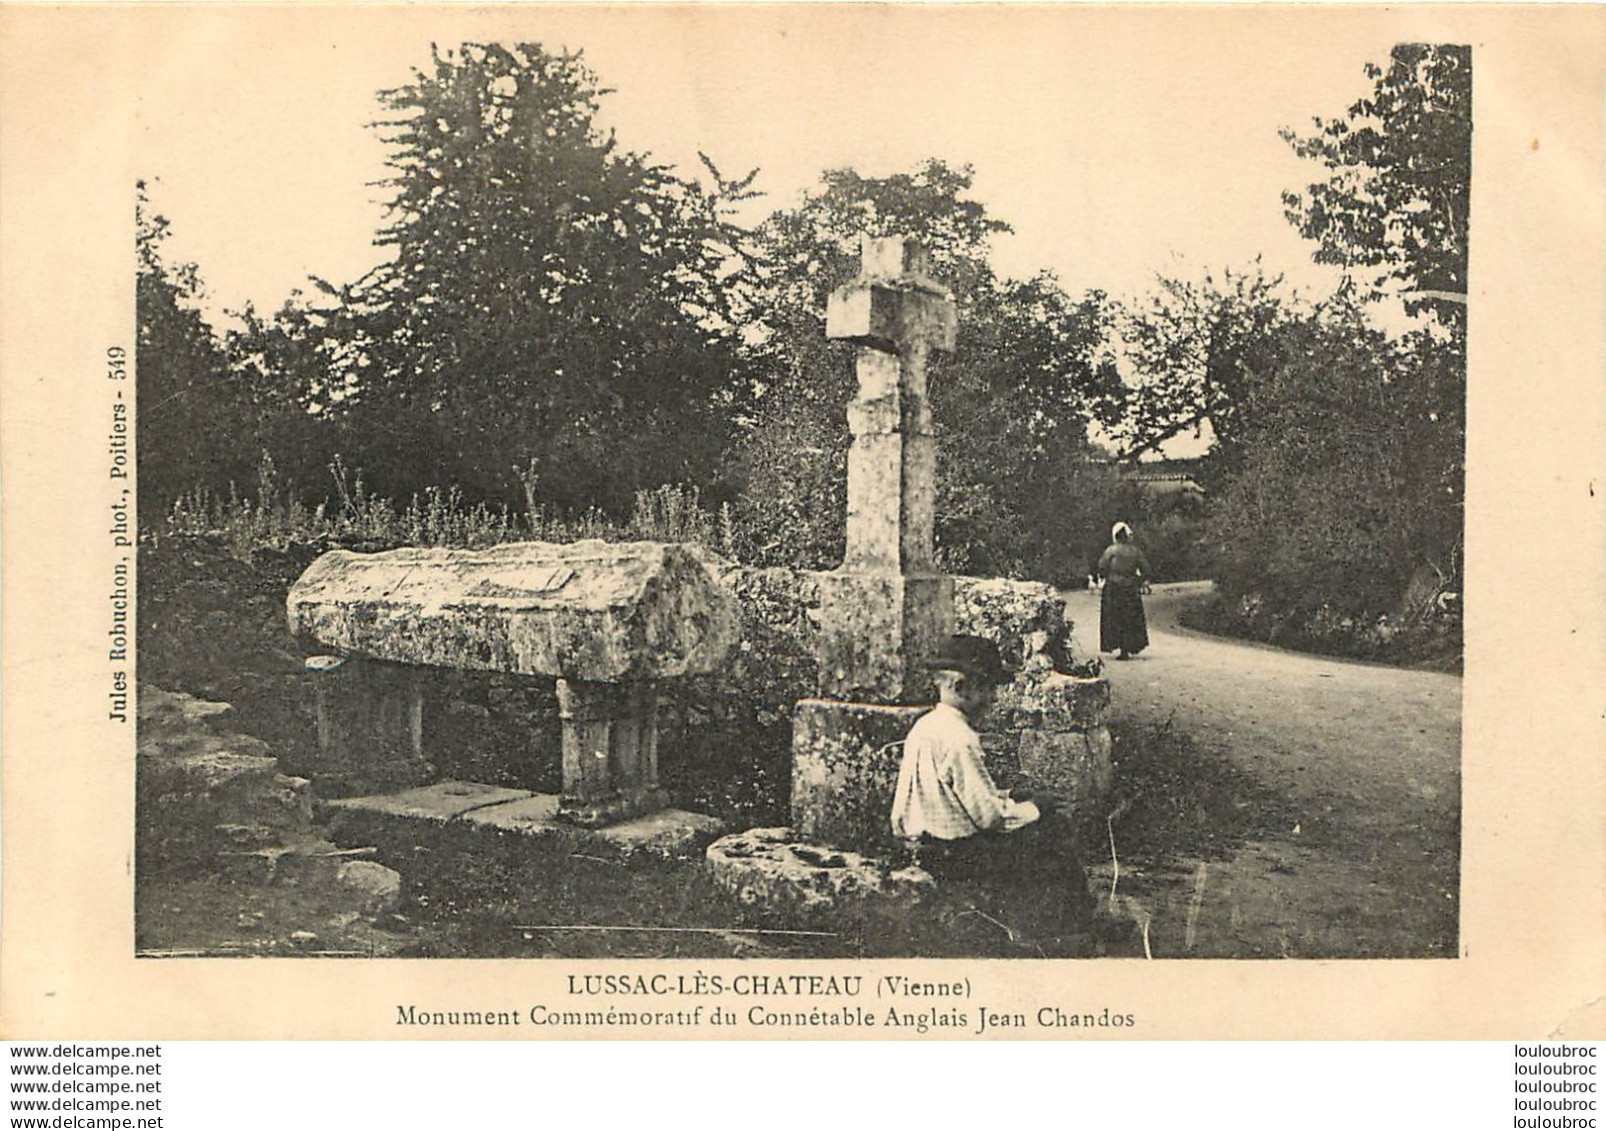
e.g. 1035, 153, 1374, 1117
159, 454, 736, 563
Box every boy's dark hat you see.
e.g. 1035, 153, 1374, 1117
927, 634, 1013, 684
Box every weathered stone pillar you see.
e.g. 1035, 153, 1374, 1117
556, 678, 667, 828
304, 655, 431, 795
819, 236, 957, 704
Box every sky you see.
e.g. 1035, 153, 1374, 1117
132, 6, 1439, 332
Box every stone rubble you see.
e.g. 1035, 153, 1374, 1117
137, 686, 404, 917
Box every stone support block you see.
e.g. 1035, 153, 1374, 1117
816, 573, 951, 705
1016, 726, 1114, 829
1000, 673, 1114, 835
305, 655, 432, 795
851, 347, 909, 403
556, 678, 667, 827
790, 700, 927, 853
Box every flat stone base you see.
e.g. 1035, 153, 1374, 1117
323, 780, 724, 863
705, 827, 935, 929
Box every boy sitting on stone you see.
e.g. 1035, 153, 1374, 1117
890, 634, 1093, 937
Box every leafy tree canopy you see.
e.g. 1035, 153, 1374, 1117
137, 180, 263, 511
1209, 298, 1462, 627
1193, 43, 1469, 653
1111, 263, 1303, 478
311, 42, 757, 512
1280, 43, 1470, 334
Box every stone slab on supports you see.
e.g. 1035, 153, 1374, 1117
287, 540, 738, 682
288, 539, 738, 828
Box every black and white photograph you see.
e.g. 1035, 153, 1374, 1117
130, 14, 1467, 965
2, 4, 1602, 1046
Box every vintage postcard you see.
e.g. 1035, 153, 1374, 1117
2, 4, 1602, 1041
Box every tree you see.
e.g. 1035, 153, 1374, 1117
136, 181, 262, 513
222, 289, 361, 496
1271, 42, 1468, 635
929, 272, 1125, 580
1119, 45, 1472, 661
1110, 263, 1302, 484
315, 43, 755, 513
1207, 299, 1461, 640
1280, 43, 1471, 335
728, 160, 1124, 578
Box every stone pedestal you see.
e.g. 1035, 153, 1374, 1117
817, 573, 952, 705
791, 700, 926, 854
556, 678, 667, 827
305, 655, 432, 795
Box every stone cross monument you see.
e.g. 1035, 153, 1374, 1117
818, 235, 958, 704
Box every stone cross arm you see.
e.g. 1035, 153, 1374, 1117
825, 236, 957, 355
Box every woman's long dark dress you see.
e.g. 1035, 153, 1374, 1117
1097, 541, 1150, 656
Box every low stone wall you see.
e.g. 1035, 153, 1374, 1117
704, 562, 1073, 687
952, 576, 1073, 674
685, 563, 1112, 854
664, 564, 1095, 828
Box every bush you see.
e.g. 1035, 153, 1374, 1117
1199, 310, 1461, 660
157, 454, 734, 562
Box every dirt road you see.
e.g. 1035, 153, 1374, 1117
1065, 582, 1461, 959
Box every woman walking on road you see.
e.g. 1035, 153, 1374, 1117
1098, 522, 1151, 659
